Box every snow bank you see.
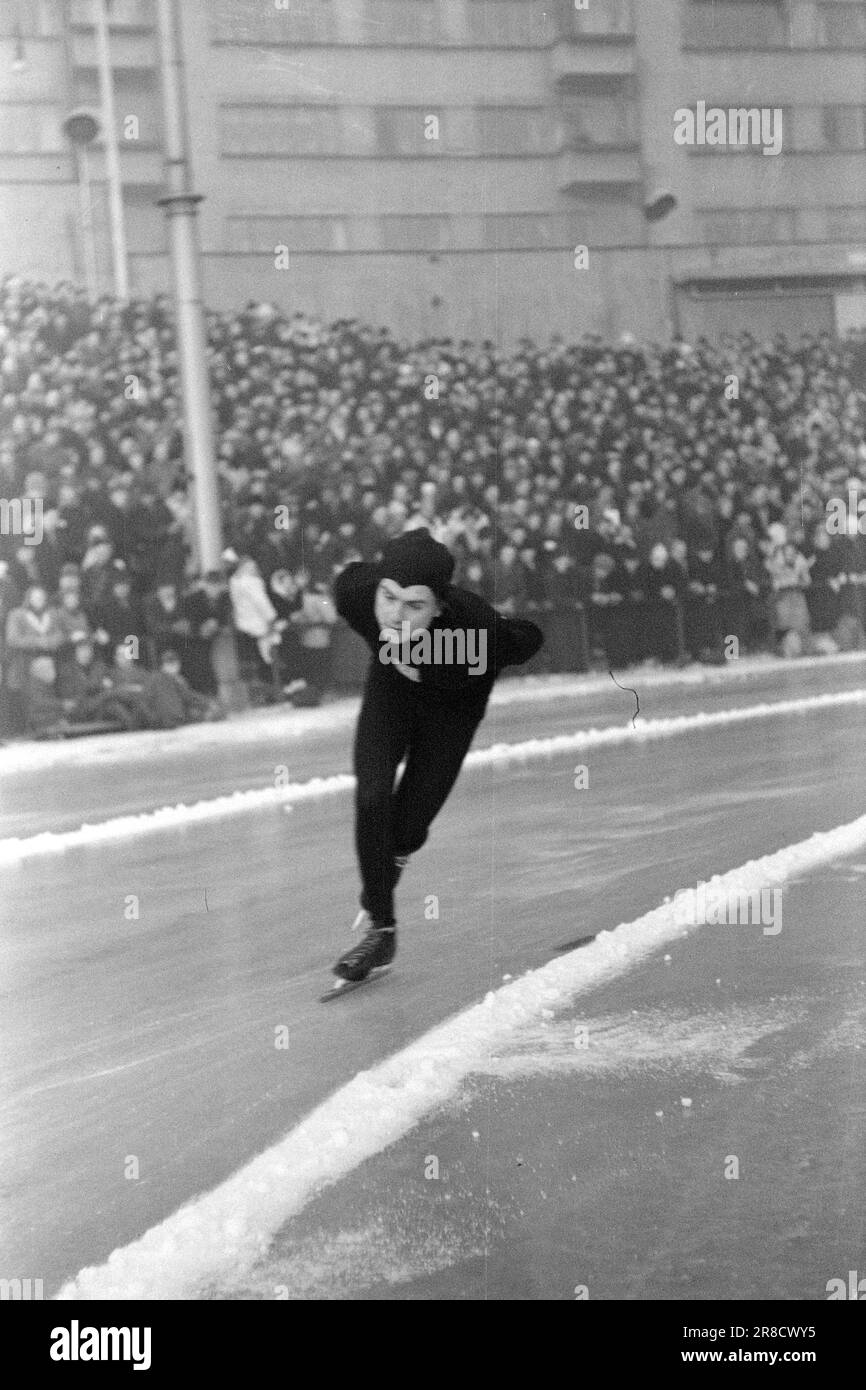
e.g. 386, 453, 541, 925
2, 688, 865, 867
56, 811, 866, 1300
3, 650, 864, 776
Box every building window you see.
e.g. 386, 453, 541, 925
212, 0, 336, 43
220, 106, 342, 156
698, 206, 866, 246
787, 105, 866, 151
380, 216, 450, 251
0, 0, 63, 34
816, 2, 866, 48
702, 208, 797, 244
465, 0, 551, 47
360, 0, 442, 44
225, 216, 346, 252
559, 95, 638, 149
0, 103, 63, 152
374, 108, 446, 155
820, 105, 866, 150
476, 107, 552, 154
482, 214, 566, 248
787, 105, 823, 150
560, 0, 634, 39
69, 0, 153, 25
683, 0, 789, 48
824, 207, 866, 241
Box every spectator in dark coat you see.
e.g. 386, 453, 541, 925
612, 543, 646, 665
147, 650, 220, 728
56, 640, 130, 728
542, 552, 586, 673
57, 639, 110, 705
0, 559, 20, 674
79, 527, 116, 609
142, 580, 192, 668
23, 655, 66, 735
588, 551, 627, 667
89, 562, 144, 657
641, 543, 686, 664
684, 541, 726, 661
103, 643, 161, 729
724, 535, 770, 653
492, 543, 527, 616
9, 542, 41, 596
184, 571, 233, 694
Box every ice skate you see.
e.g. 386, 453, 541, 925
320, 922, 397, 1001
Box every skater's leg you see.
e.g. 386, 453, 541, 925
359, 851, 408, 915
390, 707, 481, 858
353, 676, 414, 925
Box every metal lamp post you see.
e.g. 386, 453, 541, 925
93, 0, 130, 300
154, 0, 243, 705
62, 107, 101, 299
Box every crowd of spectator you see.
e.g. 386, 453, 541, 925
2, 273, 866, 738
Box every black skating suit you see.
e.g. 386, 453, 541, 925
334, 562, 544, 925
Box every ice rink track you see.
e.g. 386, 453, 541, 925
2, 655, 864, 1299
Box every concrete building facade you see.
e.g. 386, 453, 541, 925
0, 0, 864, 341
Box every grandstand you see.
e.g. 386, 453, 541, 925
2, 272, 865, 736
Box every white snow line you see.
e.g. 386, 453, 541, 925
489, 648, 866, 708
3, 650, 865, 776
55, 811, 866, 1301
3, 688, 866, 867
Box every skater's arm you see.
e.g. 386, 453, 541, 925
447, 587, 543, 672
333, 562, 380, 641
492, 612, 544, 670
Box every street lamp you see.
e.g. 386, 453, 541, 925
643, 183, 681, 338
62, 107, 101, 298
93, 0, 129, 300
644, 189, 678, 224
11, 1, 26, 72
154, 0, 243, 706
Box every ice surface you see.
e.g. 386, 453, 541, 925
4, 687, 865, 866
56, 810, 866, 1300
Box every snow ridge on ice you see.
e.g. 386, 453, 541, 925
3, 688, 865, 866
56, 811, 866, 1301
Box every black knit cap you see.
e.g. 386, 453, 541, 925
378, 527, 454, 599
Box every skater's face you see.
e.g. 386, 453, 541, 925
375, 579, 439, 639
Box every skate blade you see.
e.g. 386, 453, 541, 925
319, 965, 391, 1003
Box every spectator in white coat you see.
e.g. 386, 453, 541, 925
226, 553, 286, 683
